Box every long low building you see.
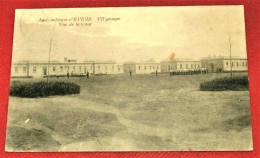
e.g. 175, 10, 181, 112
201, 56, 248, 73
123, 61, 161, 74
11, 56, 248, 78
11, 58, 123, 78
161, 59, 202, 72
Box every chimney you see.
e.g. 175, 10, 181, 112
64, 57, 68, 62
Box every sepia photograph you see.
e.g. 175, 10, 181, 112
6, 6, 252, 151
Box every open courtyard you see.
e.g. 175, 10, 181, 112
6, 73, 252, 151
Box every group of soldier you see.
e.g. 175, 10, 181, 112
64, 68, 208, 78
65, 71, 90, 79
129, 70, 159, 76
169, 68, 208, 76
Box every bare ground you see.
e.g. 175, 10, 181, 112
5, 73, 252, 151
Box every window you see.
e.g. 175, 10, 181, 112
79, 66, 82, 71
186, 64, 188, 69
194, 64, 196, 68
15, 67, 18, 73
118, 68, 120, 72
191, 64, 193, 68
242, 62, 244, 66
60, 66, 63, 72
198, 64, 200, 68
23, 67, 26, 73
232, 62, 234, 67
237, 62, 239, 66
84, 66, 87, 73
65, 66, 69, 71
180, 64, 182, 69
53, 66, 56, 72
33, 67, 36, 73
139, 66, 141, 70
226, 62, 229, 66
144, 66, 146, 70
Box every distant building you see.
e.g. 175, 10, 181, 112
123, 62, 136, 74
135, 61, 161, 74
117, 64, 124, 74
11, 58, 122, 78
123, 61, 160, 74
161, 59, 202, 72
92, 60, 118, 75
201, 56, 248, 73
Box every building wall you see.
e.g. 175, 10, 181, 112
117, 65, 124, 74
201, 60, 223, 73
222, 59, 248, 72
201, 59, 248, 72
160, 61, 176, 72
26, 63, 95, 77
135, 63, 161, 74
94, 63, 117, 74
176, 61, 201, 70
160, 61, 201, 72
12, 63, 29, 77
123, 63, 136, 73
12, 62, 119, 78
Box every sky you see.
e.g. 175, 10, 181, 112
12, 6, 247, 63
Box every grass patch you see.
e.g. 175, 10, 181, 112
10, 81, 80, 98
6, 127, 61, 151
200, 76, 248, 91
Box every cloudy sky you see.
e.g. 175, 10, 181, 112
12, 6, 247, 63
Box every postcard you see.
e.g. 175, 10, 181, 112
6, 6, 252, 151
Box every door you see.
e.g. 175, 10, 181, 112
43, 67, 47, 75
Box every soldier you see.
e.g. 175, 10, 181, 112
86, 71, 90, 78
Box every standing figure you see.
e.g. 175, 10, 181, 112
156, 70, 158, 76
67, 72, 70, 79
86, 71, 90, 78
129, 70, 132, 76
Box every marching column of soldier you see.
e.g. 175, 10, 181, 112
169, 68, 208, 76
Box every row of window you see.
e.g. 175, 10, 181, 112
179, 64, 200, 69
138, 65, 159, 70
14, 67, 27, 73
15, 65, 118, 73
225, 61, 247, 67
52, 66, 93, 73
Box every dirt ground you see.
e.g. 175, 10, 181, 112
5, 73, 253, 151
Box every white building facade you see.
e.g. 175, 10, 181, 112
201, 56, 248, 73
161, 60, 202, 72
135, 61, 161, 74
11, 59, 123, 78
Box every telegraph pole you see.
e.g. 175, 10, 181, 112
229, 33, 233, 78
47, 38, 52, 83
